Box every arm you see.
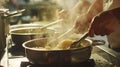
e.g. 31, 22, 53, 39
74, 0, 103, 34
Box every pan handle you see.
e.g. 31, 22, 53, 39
92, 39, 105, 46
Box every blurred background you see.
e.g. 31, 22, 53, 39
1, 0, 115, 67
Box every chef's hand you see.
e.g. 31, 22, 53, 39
88, 7, 120, 37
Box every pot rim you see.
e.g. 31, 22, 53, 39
10, 26, 55, 35
10, 24, 42, 28
22, 38, 92, 52
10, 31, 44, 35
9, 24, 42, 33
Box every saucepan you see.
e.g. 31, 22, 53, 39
9, 24, 56, 49
22, 37, 97, 65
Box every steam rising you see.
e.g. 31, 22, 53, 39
45, 0, 92, 48
45, 0, 113, 48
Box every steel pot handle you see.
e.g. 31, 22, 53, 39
92, 39, 105, 46
4, 9, 25, 18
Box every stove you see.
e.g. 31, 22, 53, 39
8, 56, 95, 67
20, 59, 95, 67
8, 45, 120, 67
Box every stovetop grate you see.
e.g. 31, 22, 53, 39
20, 59, 95, 67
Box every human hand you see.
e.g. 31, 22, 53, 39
88, 8, 120, 37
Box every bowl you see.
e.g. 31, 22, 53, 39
22, 38, 92, 65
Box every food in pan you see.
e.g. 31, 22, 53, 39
32, 39, 90, 50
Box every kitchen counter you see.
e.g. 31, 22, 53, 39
6, 45, 120, 67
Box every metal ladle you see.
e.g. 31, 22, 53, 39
70, 32, 88, 48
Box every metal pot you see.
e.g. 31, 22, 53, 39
22, 38, 93, 65
10, 24, 55, 49
0, 9, 7, 61
0, 9, 24, 61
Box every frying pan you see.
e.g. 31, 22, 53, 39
22, 38, 93, 65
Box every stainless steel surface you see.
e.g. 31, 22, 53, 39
0, 9, 6, 61
94, 45, 120, 66
22, 38, 92, 64
91, 45, 120, 67
10, 24, 55, 49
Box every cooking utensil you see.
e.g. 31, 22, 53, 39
39, 19, 63, 30
10, 24, 55, 49
22, 38, 92, 65
70, 32, 88, 48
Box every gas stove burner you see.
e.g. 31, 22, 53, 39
0, 65, 3, 67
20, 59, 95, 67
8, 46, 25, 56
